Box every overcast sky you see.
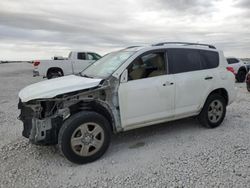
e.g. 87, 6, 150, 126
0, 0, 249, 60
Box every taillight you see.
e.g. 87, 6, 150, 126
227, 66, 235, 75
33, 61, 40, 66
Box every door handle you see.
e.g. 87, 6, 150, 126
163, 81, 174, 86
205, 76, 213, 80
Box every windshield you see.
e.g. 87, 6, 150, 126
81, 51, 135, 78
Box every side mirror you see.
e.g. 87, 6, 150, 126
120, 69, 128, 83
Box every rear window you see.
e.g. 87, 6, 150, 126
167, 49, 219, 74
78, 53, 86, 60
227, 58, 239, 64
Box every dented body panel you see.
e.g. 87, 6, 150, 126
19, 75, 102, 102
18, 75, 122, 145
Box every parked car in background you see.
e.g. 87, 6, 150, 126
18, 42, 237, 164
226, 57, 248, 82
246, 71, 250, 92
33, 51, 102, 79
242, 60, 250, 72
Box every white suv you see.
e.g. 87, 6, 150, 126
18, 42, 237, 164
226, 57, 248, 82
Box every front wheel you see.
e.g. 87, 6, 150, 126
58, 111, 111, 164
198, 94, 226, 128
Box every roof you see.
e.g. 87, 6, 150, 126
122, 42, 218, 53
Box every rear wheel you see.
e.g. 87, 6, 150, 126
236, 70, 246, 83
47, 70, 63, 79
58, 111, 111, 164
198, 94, 226, 128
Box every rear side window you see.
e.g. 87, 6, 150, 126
78, 53, 86, 60
87, 53, 101, 61
200, 50, 219, 69
87, 53, 95, 60
168, 49, 219, 74
227, 58, 239, 64
167, 49, 201, 74
92, 53, 102, 60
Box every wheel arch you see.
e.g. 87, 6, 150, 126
68, 101, 116, 133
206, 88, 229, 106
47, 67, 64, 77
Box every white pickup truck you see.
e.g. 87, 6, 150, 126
33, 51, 102, 79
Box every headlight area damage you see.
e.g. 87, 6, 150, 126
18, 78, 121, 145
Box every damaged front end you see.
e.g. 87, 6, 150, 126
18, 100, 66, 145
18, 78, 122, 145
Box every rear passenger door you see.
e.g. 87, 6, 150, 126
167, 48, 218, 116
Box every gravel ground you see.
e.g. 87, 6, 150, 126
0, 63, 250, 188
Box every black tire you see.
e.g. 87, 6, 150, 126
47, 70, 63, 79
198, 94, 226, 128
58, 111, 111, 164
236, 70, 246, 83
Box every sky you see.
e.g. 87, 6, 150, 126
0, 0, 249, 60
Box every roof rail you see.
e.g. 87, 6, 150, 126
152, 42, 216, 49
125, 46, 142, 49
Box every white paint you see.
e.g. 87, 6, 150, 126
173, 69, 215, 116
19, 75, 102, 102
118, 75, 175, 128
116, 47, 237, 131
35, 51, 96, 77
19, 45, 237, 133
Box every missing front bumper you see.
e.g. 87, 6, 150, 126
18, 100, 65, 145
21, 116, 63, 145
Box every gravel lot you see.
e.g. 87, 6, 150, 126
0, 63, 250, 187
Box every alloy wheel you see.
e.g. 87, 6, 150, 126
70, 122, 104, 157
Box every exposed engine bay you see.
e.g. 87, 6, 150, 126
18, 78, 122, 145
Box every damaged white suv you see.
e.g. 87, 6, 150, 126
18, 42, 237, 164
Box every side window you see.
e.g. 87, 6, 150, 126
200, 50, 219, 69
128, 52, 165, 81
227, 58, 239, 64
87, 53, 95, 60
87, 53, 101, 60
93, 53, 102, 60
168, 49, 201, 74
78, 53, 86, 60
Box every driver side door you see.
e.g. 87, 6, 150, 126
118, 50, 175, 130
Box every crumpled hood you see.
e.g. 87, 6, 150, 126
19, 75, 102, 102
